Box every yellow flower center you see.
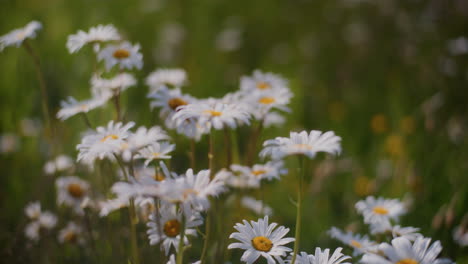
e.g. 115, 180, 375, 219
152, 152, 161, 158
101, 134, 119, 142
67, 183, 85, 198
294, 144, 312, 150
252, 170, 267, 176
203, 110, 222, 117
168, 97, 188, 110
252, 236, 273, 252
79, 104, 89, 111
256, 82, 271, 90
163, 219, 181, 237
396, 259, 419, 264
153, 172, 165, 182
64, 231, 78, 243
373, 206, 389, 215
113, 49, 130, 59
183, 188, 198, 199
258, 97, 276, 105
350, 240, 362, 248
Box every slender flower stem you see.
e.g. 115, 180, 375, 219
176, 211, 187, 264
201, 132, 215, 264
246, 119, 264, 166
190, 139, 196, 170
223, 128, 232, 167
113, 90, 121, 121
114, 154, 140, 264
291, 156, 305, 264
23, 40, 51, 137
81, 113, 93, 128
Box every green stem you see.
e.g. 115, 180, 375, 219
190, 139, 196, 170
81, 112, 93, 128
113, 90, 121, 121
223, 128, 232, 167
23, 40, 51, 137
176, 211, 186, 264
291, 156, 305, 264
201, 133, 214, 264
114, 154, 140, 264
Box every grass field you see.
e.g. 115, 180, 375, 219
1, 0, 467, 263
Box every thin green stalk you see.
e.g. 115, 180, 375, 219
291, 156, 305, 264
113, 90, 121, 121
223, 128, 232, 167
176, 212, 187, 264
114, 154, 140, 264
23, 40, 51, 137
81, 112, 93, 128
190, 139, 196, 170
201, 132, 215, 264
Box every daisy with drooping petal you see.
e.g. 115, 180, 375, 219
228, 216, 295, 264
328, 227, 378, 256
240, 70, 288, 92
158, 168, 226, 213
56, 176, 90, 214
361, 236, 451, 264
134, 142, 175, 166
391, 226, 422, 241
146, 203, 203, 256
0, 21, 42, 51
66, 24, 120, 53
120, 125, 170, 161
148, 86, 195, 128
43, 155, 74, 175
246, 88, 293, 120
146, 68, 187, 92
97, 41, 143, 71
306, 247, 351, 264
58, 222, 85, 244
56, 96, 107, 121
91, 72, 137, 100
241, 196, 273, 216
260, 130, 342, 160
355, 196, 407, 226
173, 102, 251, 131
230, 161, 287, 182
77, 121, 135, 164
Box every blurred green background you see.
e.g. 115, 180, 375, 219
1, 0, 468, 263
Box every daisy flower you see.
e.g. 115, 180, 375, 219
328, 227, 378, 256
246, 88, 293, 120
307, 247, 351, 264
240, 70, 288, 93
148, 86, 195, 128
218, 169, 261, 189
158, 168, 226, 213
56, 96, 107, 121
91, 72, 137, 100
56, 176, 90, 214
361, 236, 451, 264
24, 201, 42, 220
146, 68, 187, 92
392, 226, 422, 241
97, 41, 143, 71
134, 142, 175, 166
355, 196, 407, 226
146, 204, 203, 255
264, 112, 286, 128
120, 125, 170, 161
58, 222, 85, 244
228, 216, 295, 264
230, 161, 287, 182
66, 24, 120, 53
0, 21, 42, 51
453, 224, 468, 247
24, 221, 41, 241
260, 130, 342, 160
241, 196, 273, 216
173, 102, 251, 131
77, 121, 135, 164
43, 155, 74, 175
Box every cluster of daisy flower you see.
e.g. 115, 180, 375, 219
1, 21, 461, 264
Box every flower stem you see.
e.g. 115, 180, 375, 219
223, 128, 232, 167
176, 212, 187, 264
113, 90, 121, 121
201, 133, 214, 264
114, 154, 140, 264
81, 112, 93, 128
23, 40, 51, 137
291, 156, 305, 264
190, 139, 196, 170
